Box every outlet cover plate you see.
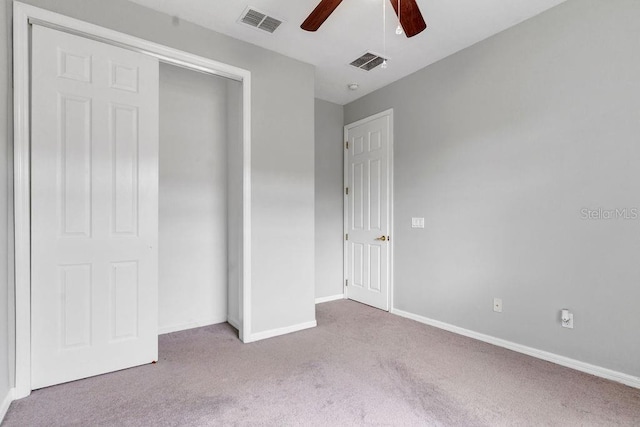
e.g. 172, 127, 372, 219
562, 313, 574, 329
493, 298, 503, 313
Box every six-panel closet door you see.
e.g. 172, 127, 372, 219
30, 24, 159, 389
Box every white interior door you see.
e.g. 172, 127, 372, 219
345, 112, 392, 311
31, 25, 159, 389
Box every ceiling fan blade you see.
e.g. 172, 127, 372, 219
301, 0, 344, 32
390, 0, 427, 38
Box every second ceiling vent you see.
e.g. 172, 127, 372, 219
238, 7, 283, 34
350, 52, 388, 71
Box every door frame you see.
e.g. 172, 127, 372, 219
13, 1, 253, 398
343, 109, 394, 311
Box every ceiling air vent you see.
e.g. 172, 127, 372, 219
350, 52, 387, 71
238, 7, 283, 34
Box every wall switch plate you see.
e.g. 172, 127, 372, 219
493, 298, 503, 313
411, 217, 425, 228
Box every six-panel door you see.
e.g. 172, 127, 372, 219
30, 25, 159, 389
346, 114, 391, 311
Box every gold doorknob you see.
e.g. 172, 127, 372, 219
375, 235, 387, 241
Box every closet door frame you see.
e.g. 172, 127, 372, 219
13, 1, 253, 398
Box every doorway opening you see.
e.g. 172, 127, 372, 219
158, 64, 243, 334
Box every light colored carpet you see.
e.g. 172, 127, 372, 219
4, 300, 640, 426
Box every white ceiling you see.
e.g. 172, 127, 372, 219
128, 0, 567, 105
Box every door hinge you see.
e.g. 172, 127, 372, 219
345, 141, 349, 150
345, 279, 348, 287
345, 187, 349, 195
345, 233, 348, 241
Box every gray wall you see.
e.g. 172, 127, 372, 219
0, 0, 12, 402
159, 64, 229, 333
5, 0, 315, 344
345, 0, 640, 377
314, 99, 344, 300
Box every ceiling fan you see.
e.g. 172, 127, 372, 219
301, 0, 427, 38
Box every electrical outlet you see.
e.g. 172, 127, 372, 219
493, 298, 502, 313
561, 310, 574, 329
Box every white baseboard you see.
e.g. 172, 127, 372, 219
245, 320, 317, 343
0, 388, 15, 423
315, 294, 344, 304
227, 317, 240, 330
391, 308, 640, 390
158, 315, 228, 335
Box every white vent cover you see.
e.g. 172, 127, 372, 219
238, 7, 283, 33
350, 52, 388, 71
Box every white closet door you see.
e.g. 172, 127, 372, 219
31, 25, 159, 389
